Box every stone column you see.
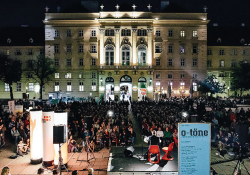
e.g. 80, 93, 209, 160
99, 28, 105, 65
115, 28, 120, 66
147, 28, 153, 66
132, 28, 137, 65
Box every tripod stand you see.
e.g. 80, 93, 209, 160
232, 151, 250, 175
58, 143, 69, 175
77, 138, 96, 164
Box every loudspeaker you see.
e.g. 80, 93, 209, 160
53, 125, 66, 144
235, 125, 248, 144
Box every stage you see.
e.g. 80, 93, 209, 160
108, 146, 178, 174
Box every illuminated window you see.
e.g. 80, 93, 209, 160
29, 83, 34, 91
105, 29, 114, 36
55, 30, 60, 37
79, 59, 84, 66
79, 82, 84, 91
54, 45, 59, 53
193, 82, 197, 91
168, 59, 173, 66
79, 73, 83, 79
91, 45, 97, 53
121, 29, 131, 36
65, 73, 71, 78
79, 44, 83, 53
66, 45, 71, 53
66, 59, 71, 66
79, 30, 84, 37
105, 46, 114, 66
54, 59, 59, 66
219, 60, 225, 67
91, 58, 96, 66
55, 82, 59, 91
66, 30, 71, 37
180, 31, 185, 37
55, 73, 59, 78
138, 46, 146, 66
91, 30, 96, 37
168, 30, 173, 37
91, 81, 96, 91
180, 45, 185, 53
168, 45, 173, 53
180, 82, 185, 90
16, 83, 21, 92
92, 72, 96, 79
156, 30, 161, 36
67, 82, 72, 91
180, 58, 185, 66
192, 31, 198, 37
5, 83, 10, 92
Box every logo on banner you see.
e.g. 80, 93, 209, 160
181, 128, 208, 137
141, 89, 146, 96
43, 116, 51, 122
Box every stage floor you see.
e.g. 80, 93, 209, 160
108, 146, 178, 172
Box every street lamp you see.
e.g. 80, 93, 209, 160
149, 78, 152, 86
227, 86, 230, 98
100, 78, 103, 86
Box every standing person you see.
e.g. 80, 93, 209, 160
156, 127, 164, 147
104, 129, 110, 149
164, 127, 172, 146
128, 128, 136, 146
96, 127, 103, 149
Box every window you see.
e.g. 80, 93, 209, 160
79, 82, 84, 91
219, 49, 225, 55
55, 30, 60, 37
193, 82, 197, 91
54, 45, 59, 53
55, 59, 59, 66
16, 83, 21, 92
5, 83, 10, 91
192, 45, 198, 54
168, 30, 173, 37
105, 29, 114, 36
92, 72, 96, 79
66, 59, 71, 66
79, 45, 83, 53
91, 81, 96, 91
156, 30, 161, 36
168, 74, 173, 79
67, 82, 72, 91
28, 49, 33, 55
180, 45, 185, 53
231, 49, 237, 55
155, 45, 162, 53
231, 61, 236, 68
121, 29, 131, 36
243, 50, 247, 55
55, 82, 59, 91
105, 46, 114, 66
180, 82, 185, 90
193, 31, 198, 37
219, 60, 225, 67
66, 30, 71, 37
55, 73, 59, 78
193, 73, 198, 79
66, 45, 71, 53
138, 46, 146, 66
6, 50, 9, 55
16, 49, 21, 55
180, 31, 185, 37
207, 49, 212, 55
193, 58, 197, 66
207, 60, 212, 67
168, 45, 173, 53
29, 83, 34, 91
79, 30, 84, 37
156, 58, 160, 66
180, 73, 185, 79
40, 49, 45, 55
91, 45, 97, 53
156, 74, 161, 79
79, 59, 84, 66
79, 73, 83, 79
91, 30, 96, 37
91, 58, 96, 66
168, 58, 173, 66
180, 58, 185, 66
137, 29, 147, 36
65, 73, 71, 78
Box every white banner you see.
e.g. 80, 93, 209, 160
8, 100, 15, 114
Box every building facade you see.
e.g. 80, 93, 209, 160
43, 10, 208, 101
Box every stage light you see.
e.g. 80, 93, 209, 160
54, 111, 68, 166
30, 109, 43, 164
108, 110, 113, 117
182, 112, 188, 118
42, 110, 54, 166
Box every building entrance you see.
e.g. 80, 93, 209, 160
120, 75, 132, 101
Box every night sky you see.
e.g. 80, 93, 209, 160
0, 0, 249, 28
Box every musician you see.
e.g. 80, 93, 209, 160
148, 130, 160, 148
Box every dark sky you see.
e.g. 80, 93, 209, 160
0, 0, 249, 28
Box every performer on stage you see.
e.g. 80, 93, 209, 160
148, 130, 160, 148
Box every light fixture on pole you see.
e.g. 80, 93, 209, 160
100, 78, 103, 86
227, 86, 230, 98
150, 78, 152, 86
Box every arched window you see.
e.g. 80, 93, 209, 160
138, 45, 147, 66
122, 46, 130, 66
105, 46, 114, 65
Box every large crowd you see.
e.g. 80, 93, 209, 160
0, 97, 250, 174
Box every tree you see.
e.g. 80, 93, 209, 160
231, 62, 250, 97
198, 75, 225, 96
26, 55, 57, 99
0, 54, 22, 100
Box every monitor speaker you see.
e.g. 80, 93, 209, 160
53, 125, 66, 144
